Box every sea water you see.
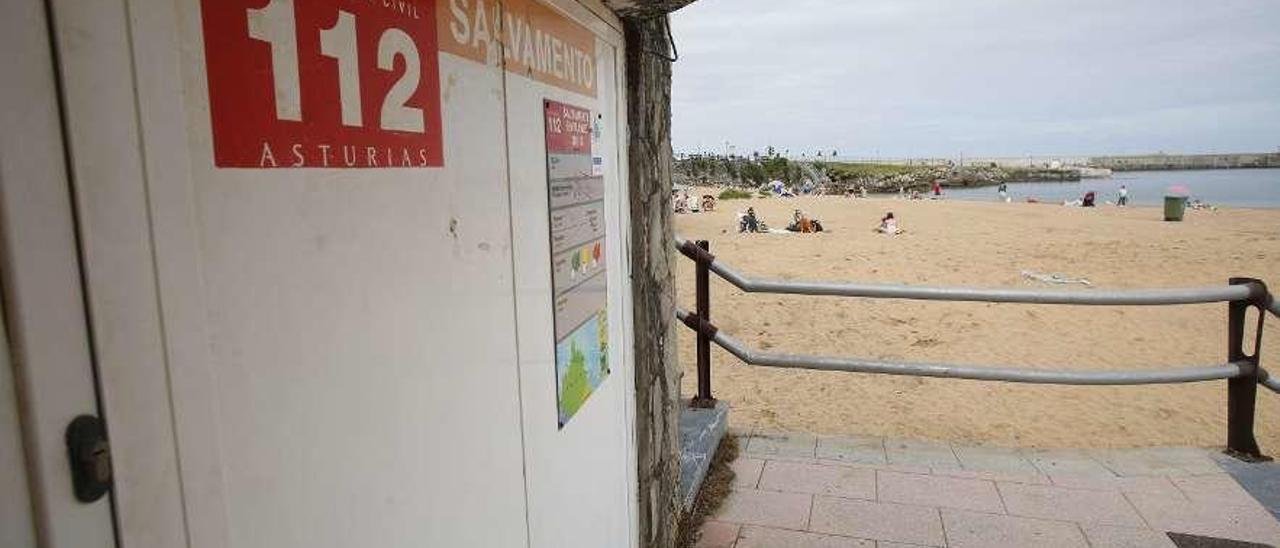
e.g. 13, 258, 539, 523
943, 168, 1280, 208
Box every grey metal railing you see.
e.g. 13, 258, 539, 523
675, 237, 1277, 461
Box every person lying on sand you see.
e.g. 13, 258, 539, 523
1188, 199, 1218, 212
874, 212, 904, 235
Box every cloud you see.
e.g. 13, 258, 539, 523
670, 0, 1280, 157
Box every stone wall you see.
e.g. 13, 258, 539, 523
624, 14, 682, 548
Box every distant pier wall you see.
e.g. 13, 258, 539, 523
823, 152, 1280, 171
1087, 152, 1280, 171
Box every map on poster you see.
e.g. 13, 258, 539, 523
545, 99, 608, 428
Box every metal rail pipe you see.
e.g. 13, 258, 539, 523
674, 237, 1277, 458
1260, 368, 1280, 394
677, 309, 1243, 386
676, 237, 1260, 306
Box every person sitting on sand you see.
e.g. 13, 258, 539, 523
786, 209, 823, 233
875, 212, 903, 235
673, 192, 688, 213
739, 207, 761, 233
789, 209, 814, 233
1082, 191, 1096, 207
910, 189, 922, 200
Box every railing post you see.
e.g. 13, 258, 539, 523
1226, 278, 1268, 461
693, 240, 715, 407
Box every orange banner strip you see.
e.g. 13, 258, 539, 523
437, 0, 597, 97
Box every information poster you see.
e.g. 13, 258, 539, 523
545, 100, 608, 428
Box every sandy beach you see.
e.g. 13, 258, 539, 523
675, 190, 1280, 454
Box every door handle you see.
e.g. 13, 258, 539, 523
65, 415, 112, 503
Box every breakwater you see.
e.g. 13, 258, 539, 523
1087, 152, 1280, 171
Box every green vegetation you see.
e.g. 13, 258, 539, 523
560, 342, 590, 419
718, 188, 754, 200
675, 150, 806, 186
823, 162, 921, 179
596, 312, 609, 375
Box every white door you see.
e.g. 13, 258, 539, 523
48, 0, 532, 546
491, 2, 639, 547
0, 0, 118, 546
44, 0, 638, 546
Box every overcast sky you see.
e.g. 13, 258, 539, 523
669, 0, 1280, 158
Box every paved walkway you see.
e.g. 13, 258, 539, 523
697, 430, 1280, 548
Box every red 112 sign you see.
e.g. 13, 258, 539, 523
199, 0, 444, 168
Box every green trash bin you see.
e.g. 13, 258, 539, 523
1164, 195, 1187, 221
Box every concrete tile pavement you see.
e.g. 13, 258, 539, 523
732, 458, 765, 489
735, 526, 875, 548
952, 445, 1041, 477
876, 471, 1004, 513
996, 481, 1146, 527
1045, 473, 1183, 496
715, 488, 812, 530
698, 432, 1280, 547
1081, 524, 1178, 548
818, 435, 887, 465
885, 438, 961, 470
809, 496, 946, 546
758, 460, 876, 500
1025, 449, 1116, 478
747, 431, 818, 459
941, 509, 1087, 548
695, 521, 741, 548
1171, 474, 1263, 507
1126, 490, 1280, 544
